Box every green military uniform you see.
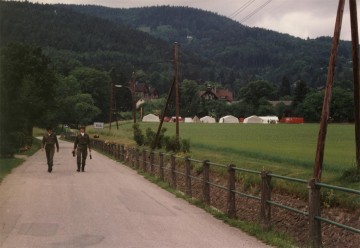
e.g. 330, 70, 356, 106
74, 132, 91, 172
42, 131, 59, 173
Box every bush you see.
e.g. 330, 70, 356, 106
181, 138, 191, 153
164, 135, 180, 152
341, 166, 360, 182
133, 124, 144, 146
0, 132, 26, 158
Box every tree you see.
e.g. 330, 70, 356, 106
278, 76, 291, 97
70, 67, 111, 121
239, 80, 277, 112
0, 43, 57, 156
179, 79, 200, 117
60, 94, 101, 128
293, 80, 309, 107
295, 87, 353, 123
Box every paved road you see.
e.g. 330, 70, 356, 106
0, 139, 270, 248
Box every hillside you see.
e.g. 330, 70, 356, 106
0, 1, 215, 92
62, 4, 354, 90
0, 1, 355, 96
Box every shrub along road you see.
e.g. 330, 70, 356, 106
0, 139, 270, 248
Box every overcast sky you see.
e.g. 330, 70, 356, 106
26, 0, 359, 41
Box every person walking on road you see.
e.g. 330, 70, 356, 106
73, 126, 91, 172
41, 127, 59, 173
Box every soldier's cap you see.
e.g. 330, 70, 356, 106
46, 127, 53, 131
79, 126, 86, 130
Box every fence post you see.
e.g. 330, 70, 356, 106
227, 164, 236, 218
260, 170, 272, 230
150, 151, 154, 175
185, 157, 192, 197
121, 144, 125, 161
308, 178, 322, 248
113, 144, 116, 158
203, 160, 210, 205
135, 148, 140, 169
170, 154, 176, 188
142, 149, 147, 172
159, 152, 164, 181
131, 148, 135, 167
116, 144, 120, 160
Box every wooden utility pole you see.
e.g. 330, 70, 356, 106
131, 71, 137, 124
314, 0, 345, 180
152, 43, 180, 149
174, 42, 180, 141
109, 83, 114, 131
349, 0, 360, 171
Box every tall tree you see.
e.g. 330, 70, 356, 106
0, 43, 57, 156
278, 76, 291, 97
239, 80, 277, 111
292, 80, 309, 107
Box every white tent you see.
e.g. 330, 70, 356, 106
184, 117, 193, 123
259, 116, 279, 124
200, 116, 216, 123
243, 115, 279, 124
142, 114, 160, 122
219, 115, 239, 123
243, 115, 264, 124
192, 116, 200, 123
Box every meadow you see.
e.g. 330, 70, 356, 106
87, 122, 359, 189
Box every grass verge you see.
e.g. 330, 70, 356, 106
140, 171, 297, 248
0, 137, 41, 184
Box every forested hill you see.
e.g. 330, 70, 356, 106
0, 1, 354, 93
0, 1, 213, 87
61, 4, 354, 89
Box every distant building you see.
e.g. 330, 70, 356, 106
199, 86, 233, 103
135, 82, 158, 100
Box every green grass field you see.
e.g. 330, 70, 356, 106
87, 121, 359, 190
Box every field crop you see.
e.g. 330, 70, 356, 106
88, 122, 359, 189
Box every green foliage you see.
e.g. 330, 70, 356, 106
239, 80, 277, 114
341, 166, 360, 183
132, 123, 144, 146
181, 138, 191, 153
0, 43, 57, 156
0, 158, 24, 182
162, 135, 191, 153
164, 136, 181, 152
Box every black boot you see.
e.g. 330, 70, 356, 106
81, 165, 85, 172
77, 165, 80, 172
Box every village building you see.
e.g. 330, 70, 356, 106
199, 86, 233, 103
135, 82, 159, 100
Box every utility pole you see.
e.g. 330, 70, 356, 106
109, 83, 114, 131
131, 71, 137, 124
152, 42, 180, 150
350, 0, 360, 171
314, 0, 345, 180
174, 42, 180, 141
109, 83, 119, 131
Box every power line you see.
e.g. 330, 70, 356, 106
240, 0, 273, 23
229, 0, 256, 19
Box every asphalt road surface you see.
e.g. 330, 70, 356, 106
0, 139, 270, 248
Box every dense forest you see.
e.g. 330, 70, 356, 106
0, 1, 357, 156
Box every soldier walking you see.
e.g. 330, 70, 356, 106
73, 126, 91, 172
41, 127, 59, 173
